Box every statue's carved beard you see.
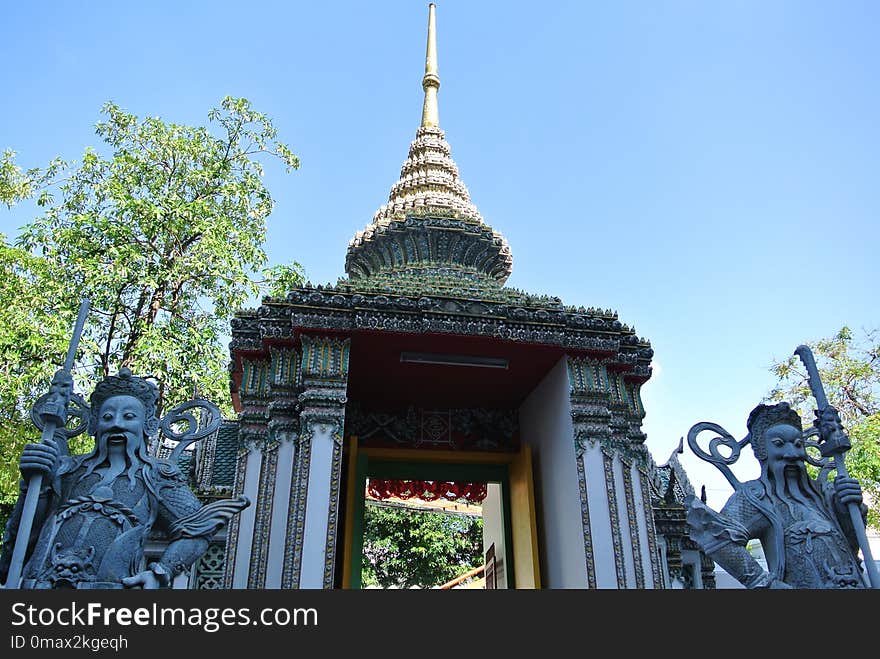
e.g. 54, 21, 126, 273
767, 461, 825, 516
79, 434, 151, 491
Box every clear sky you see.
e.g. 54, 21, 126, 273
2, 1, 878, 509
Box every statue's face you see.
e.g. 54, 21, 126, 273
764, 423, 806, 467
96, 395, 146, 449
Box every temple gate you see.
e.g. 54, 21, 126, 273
194, 4, 705, 589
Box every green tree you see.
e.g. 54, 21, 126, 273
362, 503, 484, 588
768, 326, 880, 527
0, 97, 303, 511
0, 239, 75, 526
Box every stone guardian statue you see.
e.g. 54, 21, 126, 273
684, 344, 878, 589
0, 367, 249, 589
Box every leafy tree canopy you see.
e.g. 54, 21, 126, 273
0, 97, 303, 507
768, 326, 880, 527
362, 503, 483, 588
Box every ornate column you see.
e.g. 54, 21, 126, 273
621, 377, 662, 589
282, 335, 350, 589
653, 500, 686, 587
223, 356, 270, 588
257, 346, 301, 588
567, 356, 611, 588
698, 542, 717, 589
603, 371, 634, 588
637, 457, 665, 589
568, 356, 661, 589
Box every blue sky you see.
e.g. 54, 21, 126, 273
2, 1, 878, 509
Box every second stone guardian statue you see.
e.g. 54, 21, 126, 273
686, 401, 867, 588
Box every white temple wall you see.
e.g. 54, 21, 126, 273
264, 435, 296, 588
232, 447, 263, 588
481, 483, 507, 589
519, 357, 588, 588
656, 535, 670, 588
630, 465, 657, 588
582, 442, 616, 587
299, 425, 336, 589
612, 454, 637, 587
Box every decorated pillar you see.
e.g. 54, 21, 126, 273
653, 488, 686, 588
567, 356, 660, 589
284, 335, 350, 589
223, 356, 270, 588
698, 543, 717, 589
621, 377, 662, 589
221, 346, 303, 589
258, 346, 300, 588
567, 356, 612, 588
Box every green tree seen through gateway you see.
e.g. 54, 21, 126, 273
362, 502, 483, 589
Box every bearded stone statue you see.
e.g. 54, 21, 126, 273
0, 368, 249, 589
686, 402, 868, 589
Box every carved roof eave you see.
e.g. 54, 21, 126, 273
229, 284, 653, 381
345, 212, 513, 284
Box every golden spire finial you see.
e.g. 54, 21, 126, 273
421, 3, 440, 128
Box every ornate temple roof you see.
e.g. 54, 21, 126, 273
345, 4, 513, 285
228, 4, 654, 398
650, 438, 697, 505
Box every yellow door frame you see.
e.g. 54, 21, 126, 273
341, 437, 540, 588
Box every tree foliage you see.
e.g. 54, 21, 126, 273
362, 503, 483, 588
768, 326, 880, 527
0, 238, 75, 514
0, 97, 303, 504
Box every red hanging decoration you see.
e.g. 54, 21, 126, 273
367, 478, 487, 504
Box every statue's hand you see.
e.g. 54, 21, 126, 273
121, 562, 171, 589
19, 438, 58, 480
121, 570, 163, 589
833, 476, 863, 509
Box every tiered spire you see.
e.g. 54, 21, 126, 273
345, 3, 513, 285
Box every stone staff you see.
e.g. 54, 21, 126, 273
3, 298, 90, 589
795, 343, 880, 589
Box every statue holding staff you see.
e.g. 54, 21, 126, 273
685, 345, 876, 589
0, 362, 249, 589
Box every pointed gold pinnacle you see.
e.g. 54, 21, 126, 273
421, 3, 440, 128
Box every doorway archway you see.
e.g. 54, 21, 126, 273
342, 440, 540, 589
